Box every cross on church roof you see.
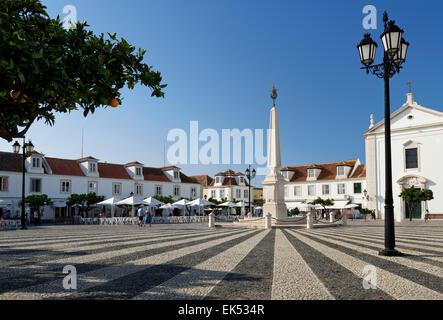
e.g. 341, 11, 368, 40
407, 80, 413, 93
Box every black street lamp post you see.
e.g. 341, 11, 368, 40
12, 137, 35, 230
245, 165, 256, 215
357, 12, 409, 257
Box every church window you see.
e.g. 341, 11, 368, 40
405, 148, 418, 169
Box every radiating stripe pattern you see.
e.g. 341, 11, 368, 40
0, 222, 442, 300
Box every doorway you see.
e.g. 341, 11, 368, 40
405, 201, 422, 219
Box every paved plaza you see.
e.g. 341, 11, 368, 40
0, 221, 442, 300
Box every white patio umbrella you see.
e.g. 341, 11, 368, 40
218, 201, 236, 207
159, 203, 175, 217
218, 201, 236, 216
143, 197, 165, 206
173, 199, 190, 216
115, 196, 148, 217
160, 203, 175, 209
188, 198, 214, 206
188, 198, 214, 216
97, 197, 121, 217
344, 203, 360, 208
173, 199, 190, 206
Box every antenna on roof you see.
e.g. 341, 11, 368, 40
81, 128, 84, 158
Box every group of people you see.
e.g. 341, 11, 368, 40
137, 206, 152, 227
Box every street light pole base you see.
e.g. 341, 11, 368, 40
378, 248, 404, 257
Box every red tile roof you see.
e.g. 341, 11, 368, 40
0, 151, 205, 183
189, 175, 214, 187
214, 169, 244, 177
98, 163, 131, 180
0, 152, 23, 172
351, 164, 366, 178
76, 156, 98, 162
281, 160, 361, 182
45, 157, 85, 176
125, 161, 144, 167
161, 166, 181, 170
143, 167, 170, 182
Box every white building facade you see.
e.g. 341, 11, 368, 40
0, 152, 202, 221
281, 159, 367, 210
365, 92, 443, 221
205, 169, 253, 203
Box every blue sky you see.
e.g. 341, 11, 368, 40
2, 0, 443, 186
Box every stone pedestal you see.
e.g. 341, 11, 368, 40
208, 213, 215, 228
307, 213, 313, 229
329, 212, 335, 223
342, 214, 347, 226
265, 213, 272, 229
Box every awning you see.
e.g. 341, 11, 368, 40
326, 200, 349, 209
285, 202, 312, 210
0, 199, 13, 207
53, 201, 67, 208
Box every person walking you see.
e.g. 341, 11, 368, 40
33, 210, 39, 226
144, 207, 152, 227
137, 206, 144, 227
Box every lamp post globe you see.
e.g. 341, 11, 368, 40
393, 38, 409, 64
12, 141, 20, 154
380, 20, 404, 55
357, 33, 378, 66
26, 141, 34, 153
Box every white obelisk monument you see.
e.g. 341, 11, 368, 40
262, 86, 287, 219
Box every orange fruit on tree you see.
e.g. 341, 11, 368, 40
10, 90, 21, 100
109, 98, 119, 108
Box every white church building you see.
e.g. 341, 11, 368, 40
279, 91, 443, 221
365, 91, 443, 221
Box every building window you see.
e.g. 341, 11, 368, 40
155, 185, 162, 196
211, 190, 216, 198
353, 183, 362, 194
174, 185, 180, 197
405, 148, 418, 169
216, 177, 221, 184
240, 177, 244, 184
284, 186, 289, 197
60, 180, 71, 193
135, 184, 143, 196
191, 187, 197, 198
30, 178, 42, 193
236, 189, 241, 198
112, 183, 122, 196
337, 166, 345, 176
244, 190, 249, 199
308, 185, 315, 196
0, 177, 8, 191
308, 169, 315, 178
322, 184, 330, 195
32, 157, 41, 168
174, 171, 180, 180
294, 186, 301, 196
337, 183, 346, 195
136, 167, 142, 176
219, 190, 225, 198
88, 181, 98, 194
89, 162, 97, 173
